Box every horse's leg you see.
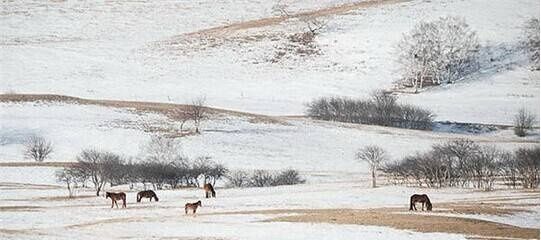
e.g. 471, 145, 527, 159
111, 200, 114, 208
413, 202, 417, 211
409, 200, 413, 211
205, 191, 209, 199
185, 207, 188, 215
115, 200, 119, 208
422, 202, 425, 211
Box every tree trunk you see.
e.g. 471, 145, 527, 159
372, 169, 377, 188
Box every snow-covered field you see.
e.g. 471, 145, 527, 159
0, 168, 538, 240
1, 0, 539, 124
1, 102, 537, 173
1, 0, 539, 239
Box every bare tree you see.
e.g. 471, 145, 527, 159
188, 96, 207, 134
23, 136, 53, 162
356, 145, 388, 188
56, 168, 77, 198
226, 170, 250, 187
513, 108, 536, 137
397, 16, 480, 91
522, 18, 540, 70
141, 135, 183, 162
75, 149, 122, 196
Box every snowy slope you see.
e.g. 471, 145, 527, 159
1, 102, 537, 175
1, 0, 539, 124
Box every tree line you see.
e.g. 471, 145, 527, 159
382, 139, 539, 191
57, 149, 227, 197
306, 91, 434, 130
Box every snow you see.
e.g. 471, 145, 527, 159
0, 172, 537, 239
1, 0, 539, 124
0, 102, 537, 174
0, 0, 539, 238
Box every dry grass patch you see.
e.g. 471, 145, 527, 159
0, 206, 43, 212
267, 209, 539, 239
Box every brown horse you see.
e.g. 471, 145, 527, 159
185, 200, 202, 214
203, 183, 216, 198
409, 194, 432, 211
137, 190, 159, 202
106, 192, 126, 208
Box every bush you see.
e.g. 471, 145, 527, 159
513, 108, 536, 137
23, 136, 53, 162
272, 169, 306, 186
227, 169, 305, 188
306, 91, 434, 130
397, 16, 480, 90
226, 170, 250, 187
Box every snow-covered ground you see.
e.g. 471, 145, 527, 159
1, 0, 539, 124
0, 102, 537, 173
0, 169, 538, 240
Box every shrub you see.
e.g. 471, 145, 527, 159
513, 108, 536, 137
272, 169, 306, 186
306, 91, 434, 130
227, 169, 305, 188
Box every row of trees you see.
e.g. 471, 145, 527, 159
382, 139, 539, 191
226, 169, 305, 188
306, 91, 434, 130
56, 149, 227, 197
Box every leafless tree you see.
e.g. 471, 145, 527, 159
141, 135, 183, 162
188, 96, 208, 134
56, 168, 78, 198
226, 170, 250, 187
356, 145, 388, 188
522, 18, 540, 70
306, 93, 434, 130
23, 136, 53, 162
513, 108, 536, 137
515, 147, 540, 188
397, 16, 480, 91
74, 149, 122, 196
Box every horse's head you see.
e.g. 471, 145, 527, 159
154, 196, 159, 202
426, 202, 433, 211
105, 192, 111, 199
197, 200, 202, 207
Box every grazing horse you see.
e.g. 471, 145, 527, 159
185, 200, 202, 215
203, 183, 216, 198
106, 192, 126, 208
137, 190, 159, 202
409, 194, 432, 211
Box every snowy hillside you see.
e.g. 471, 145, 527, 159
1, 101, 537, 175
1, 0, 539, 124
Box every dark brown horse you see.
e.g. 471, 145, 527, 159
203, 183, 216, 198
410, 194, 432, 211
185, 200, 202, 214
106, 192, 126, 208
137, 190, 159, 202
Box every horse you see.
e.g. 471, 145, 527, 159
409, 194, 432, 211
137, 190, 159, 202
185, 200, 202, 215
106, 192, 126, 208
203, 183, 216, 198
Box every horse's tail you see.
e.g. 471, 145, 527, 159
136, 192, 141, 202
409, 196, 414, 211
